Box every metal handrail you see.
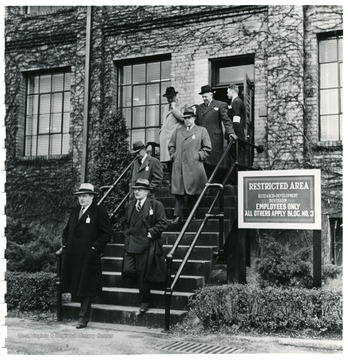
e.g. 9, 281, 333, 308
164, 137, 263, 330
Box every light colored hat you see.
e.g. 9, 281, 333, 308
74, 183, 97, 195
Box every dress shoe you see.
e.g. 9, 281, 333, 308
76, 323, 87, 329
139, 303, 149, 313
172, 216, 183, 224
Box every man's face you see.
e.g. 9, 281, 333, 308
184, 116, 195, 128
202, 92, 213, 105
166, 95, 176, 104
134, 188, 148, 201
137, 148, 146, 159
78, 194, 94, 207
227, 88, 234, 99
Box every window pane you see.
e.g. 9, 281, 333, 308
28, 76, 38, 94
37, 135, 49, 155
161, 60, 171, 80
319, 39, 338, 63
133, 85, 146, 106
62, 133, 70, 154
131, 129, 145, 144
39, 94, 51, 113
26, 116, 33, 135
146, 106, 160, 127
147, 62, 161, 82
52, 113, 62, 133
63, 92, 70, 112
340, 63, 343, 87
52, 73, 64, 92
147, 128, 159, 143
121, 65, 132, 85
132, 107, 145, 127
121, 86, 132, 107
39, 114, 50, 134
338, 38, 343, 61
40, 74, 51, 93
147, 84, 160, 105
63, 112, 70, 133
218, 64, 254, 84
122, 107, 132, 128
64, 73, 71, 90
321, 115, 339, 141
133, 64, 145, 84
50, 134, 62, 155
52, 93, 63, 113
320, 89, 339, 115
25, 136, 33, 156
320, 63, 338, 89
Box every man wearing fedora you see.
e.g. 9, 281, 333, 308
122, 178, 167, 313
60, 183, 113, 329
169, 106, 211, 224
129, 140, 163, 199
196, 85, 237, 183
159, 86, 184, 182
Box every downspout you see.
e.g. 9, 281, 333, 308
81, 6, 92, 182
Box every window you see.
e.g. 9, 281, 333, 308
330, 218, 342, 266
27, 6, 71, 15
117, 57, 171, 146
25, 70, 71, 157
319, 33, 343, 141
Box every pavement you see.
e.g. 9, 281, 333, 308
3, 316, 343, 356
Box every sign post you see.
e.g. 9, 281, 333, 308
238, 169, 322, 287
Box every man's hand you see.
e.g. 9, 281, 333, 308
229, 134, 238, 141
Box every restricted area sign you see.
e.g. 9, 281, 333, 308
238, 169, 321, 229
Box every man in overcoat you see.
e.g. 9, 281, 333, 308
129, 140, 163, 198
196, 85, 237, 183
122, 178, 167, 313
168, 107, 211, 224
61, 183, 113, 329
159, 86, 185, 181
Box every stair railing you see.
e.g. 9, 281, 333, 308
164, 137, 263, 331
55, 141, 159, 321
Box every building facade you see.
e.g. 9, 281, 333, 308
5, 5, 343, 265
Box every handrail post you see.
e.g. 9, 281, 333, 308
55, 248, 63, 321
164, 254, 173, 331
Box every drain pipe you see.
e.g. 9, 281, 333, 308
81, 6, 92, 182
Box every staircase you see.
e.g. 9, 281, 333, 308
62, 185, 238, 328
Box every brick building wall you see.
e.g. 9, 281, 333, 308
4, 5, 343, 263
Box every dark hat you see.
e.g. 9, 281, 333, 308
74, 183, 97, 195
163, 86, 178, 97
199, 85, 214, 95
131, 140, 145, 154
182, 107, 197, 118
132, 178, 151, 190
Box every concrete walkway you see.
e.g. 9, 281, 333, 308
4, 317, 343, 355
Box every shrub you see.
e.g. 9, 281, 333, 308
6, 271, 57, 311
6, 217, 63, 273
189, 284, 342, 334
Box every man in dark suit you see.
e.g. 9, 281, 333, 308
196, 85, 237, 183
61, 183, 113, 329
129, 140, 163, 198
122, 178, 167, 313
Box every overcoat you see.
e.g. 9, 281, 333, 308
60, 201, 113, 297
159, 103, 184, 162
228, 96, 246, 140
196, 99, 234, 166
130, 154, 163, 193
168, 124, 211, 195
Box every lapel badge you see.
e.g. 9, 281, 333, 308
145, 165, 149, 171
86, 215, 91, 224
149, 207, 154, 215
213, 106, 219, 111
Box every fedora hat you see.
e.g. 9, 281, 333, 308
132, 178, 151, 190
182, 106, 197, 118
163, 86, 178, 97
199, 85, 215, 95
131, 140, 145, 154
74, 183, 97, 195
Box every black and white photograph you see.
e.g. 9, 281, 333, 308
0, 1, 345, 356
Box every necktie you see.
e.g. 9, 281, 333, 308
187, 126, 190, 132
136, 201, 141, 212
79, 207, 85, 219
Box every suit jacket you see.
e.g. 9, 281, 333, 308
169, 124, 211, 195
124, 197, 167, 253
61, 201, 113, 297
228, 96, 246, 141
196, 99, 234, 166
130, 154, 163, 193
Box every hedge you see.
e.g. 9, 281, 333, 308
6, 271, 56, 311
189, 284, 342, 334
